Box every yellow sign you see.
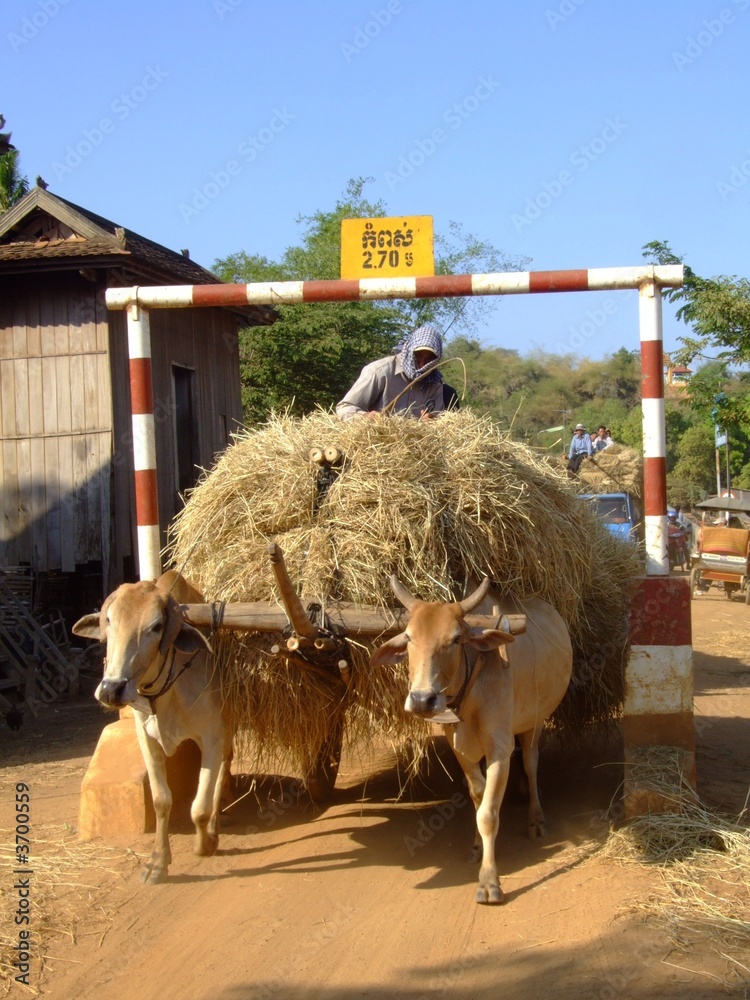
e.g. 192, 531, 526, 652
340, 216, 434, 279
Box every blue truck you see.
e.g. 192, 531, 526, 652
579, 492, 641, 544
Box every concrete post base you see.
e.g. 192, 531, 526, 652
78, 714, 201, 841
622, 576, 695, 819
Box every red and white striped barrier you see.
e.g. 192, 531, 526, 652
108, 264, 682, 581
106, 264, 683, 311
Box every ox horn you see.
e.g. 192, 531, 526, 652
389, 575, 419, 612
458, 577, 491, 615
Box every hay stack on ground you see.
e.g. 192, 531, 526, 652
167, 410, 641, 779
576, 443, 644, 497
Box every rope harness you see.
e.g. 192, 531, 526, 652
445, 648, 486, 718
137, 600, 226, 713
443, 615, 511, 720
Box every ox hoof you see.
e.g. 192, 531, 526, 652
141, 866, 167, 885
195, 833, 219, 857
475, 882, 505, 905
527, 821, 547, 839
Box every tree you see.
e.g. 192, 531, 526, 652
214, 178, 527, 424
0, 115, 29, 211
642, 240, 750, 428
643, 240, 750, 494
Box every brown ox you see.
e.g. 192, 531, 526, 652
371, 577, 572, 904
73, 571, 231, 884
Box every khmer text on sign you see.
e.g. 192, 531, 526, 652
340, 216, 434, 279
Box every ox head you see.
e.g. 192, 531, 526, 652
370, 576, 515, 717
72, 580, 211, 710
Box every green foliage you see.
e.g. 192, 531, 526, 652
405, 221, 530, 335
0, 115, 29, 211
237, 302, 402, 425
643, 240, 750, 428
668, 423, 716, 498
643, 240, 750, 496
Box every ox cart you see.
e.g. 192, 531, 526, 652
182, 542, 527, 801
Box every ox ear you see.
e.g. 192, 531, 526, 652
159, 596, 188, 656
72, 590, 116, 641
370, 632, 409, 667
72, 613, 102, 640
465, 627, 514, 652
173, 621, 212, 657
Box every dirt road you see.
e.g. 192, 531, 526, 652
2, 590, 748, 999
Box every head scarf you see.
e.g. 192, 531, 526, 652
395, 324, 444, 383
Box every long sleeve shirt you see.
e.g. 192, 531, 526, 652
568, 433, 593, 460
336, 354, 445, 419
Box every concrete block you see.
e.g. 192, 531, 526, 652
78, 716, 201, 841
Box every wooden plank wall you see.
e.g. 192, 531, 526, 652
0, 274, 112, 574
108, 302, 243, 579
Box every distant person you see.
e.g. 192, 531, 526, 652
593, 426, 613, 453
567, 423, 593, 473
336, 324, 445, 420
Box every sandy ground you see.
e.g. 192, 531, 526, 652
1, 587, 749, 1000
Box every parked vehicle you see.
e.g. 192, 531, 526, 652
667, 513, 690, 571
579, 492, 641, 545
691, 525, 750, 603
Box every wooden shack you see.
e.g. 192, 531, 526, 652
0, 186, 274, 613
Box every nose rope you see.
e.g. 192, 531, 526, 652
138, 644, 200, 712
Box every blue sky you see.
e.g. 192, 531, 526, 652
3, 0, 749, 360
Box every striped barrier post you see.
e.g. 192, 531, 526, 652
126, 300, 161, 581
620, 280, 695, 814
107, 263, 693, 812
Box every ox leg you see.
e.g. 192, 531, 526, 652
133, 713, 172, 885
453, 749, 509, 905
518, 729, 546, 839
473, 755, 510, 904
191, 739, 226, 856
456, 757, 485, 864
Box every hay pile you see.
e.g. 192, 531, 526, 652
576, 443, 644, 497
602, 748, 750, 989
0, 825, 140, 995
167, 410, 641, 778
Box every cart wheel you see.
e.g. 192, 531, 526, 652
690, 566, 701, 599
745, 585, 750, 606
724, 582, 738, 600
305, 713, 344, 805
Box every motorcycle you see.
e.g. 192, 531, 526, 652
667, 517, 690, 571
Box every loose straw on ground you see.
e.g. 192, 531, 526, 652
600, 747, 750, 992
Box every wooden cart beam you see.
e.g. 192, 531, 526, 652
183, 601, 526, 638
